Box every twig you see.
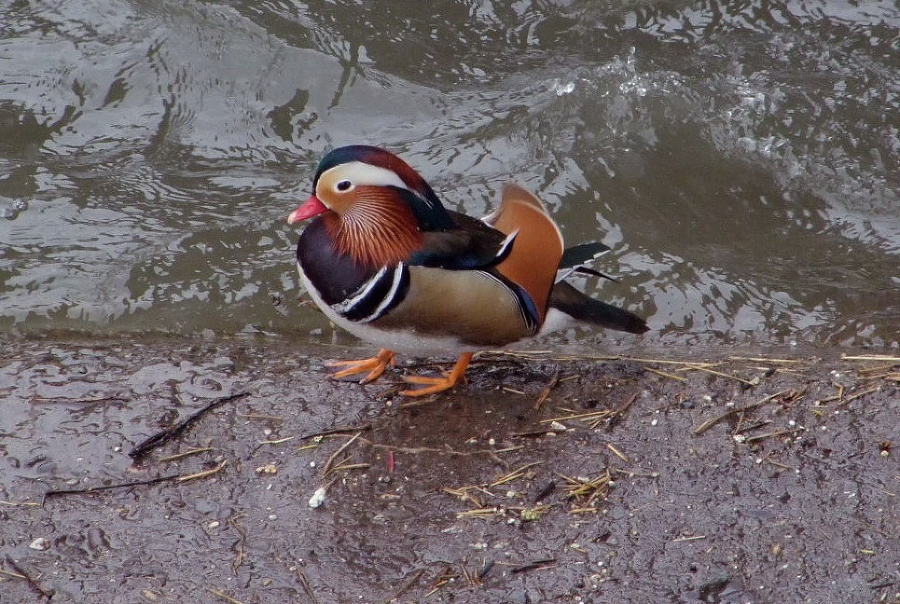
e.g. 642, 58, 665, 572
837, 386, 880, 406
0, 500, 39, 507
45, 461, 227, 503
502, 386, 526, 395
606, 443, 629, 462
177, 460, 227, 482
569, 507, 598, 514
208, 588, 245, 604
31, 395, 128, 405
331, 462, 370, 473
541, 409, 614, 423
489, 462, 541, 487
159, 448, 215, 462
854, 363, 897, 375
229, 514, 248, 574
511, 429, 555, 438
600, 392, 639, 429
509, 558, 557, 574
425, 567, 459, 597
0, 567, 26, 580
763, 455, 794, 470
646, 367, 687, 381
559, 471, 612, 506
322, 432, 362, 477
296, 569, 318, 604
744, 429, 804, 444
380, 568, 425, 604
484, 350, 721, 367
44, 474, 181, 503
5, 556, 53, 600
533, 372, 560, 410
733, 420, 772, 435
129, 392, 250, 459
425, 566, 459, 598
443, 485, 491, 508
728, 356, 806, 364
682, 364, 757, 385
455, 507, 505, 519
459, 560, 480, 587
672, 535, 707, 542
238, 413, 284, 421
693, 391, 788, 436
841, 354, 900, 362
259, 436, 296, 446
300, 424, 371, 441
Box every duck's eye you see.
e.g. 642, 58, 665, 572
335, 180, 353, 192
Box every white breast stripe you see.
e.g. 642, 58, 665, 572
331, 265, 390, 315
360, 263, 408, 323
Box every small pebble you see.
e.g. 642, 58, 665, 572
308, 486, 327, 508
29, 537, 51, 551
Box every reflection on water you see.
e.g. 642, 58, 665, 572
0, 0, 897, 348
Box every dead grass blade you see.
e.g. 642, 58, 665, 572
693, 390, 788, 436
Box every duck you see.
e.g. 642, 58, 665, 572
287, 145, 649, 396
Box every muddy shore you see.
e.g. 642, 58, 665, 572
1, 337, 897, 603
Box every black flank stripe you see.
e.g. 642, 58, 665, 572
378, 263, 410, 318
340, 265, 409, 322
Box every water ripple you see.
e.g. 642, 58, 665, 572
0, 0, 896, 347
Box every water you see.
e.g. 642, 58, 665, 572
1, 0, 898, 349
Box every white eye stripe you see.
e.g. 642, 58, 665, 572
325, 161, 411, 191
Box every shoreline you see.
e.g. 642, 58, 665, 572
1, 337, 897, 603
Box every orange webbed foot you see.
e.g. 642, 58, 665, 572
329, 348, 396, 384
399, 353, 473, 397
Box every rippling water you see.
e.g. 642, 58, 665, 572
1, 0, 898, 349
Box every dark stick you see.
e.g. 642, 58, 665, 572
299, 423, 372, 441
5, 555, 54, 600
509, 558, 557, 574
381, 568, 425, 604
532, 480, 557, 503
128, 391, 250, 460
43, 474, 181, 504
296, 569, 318, 604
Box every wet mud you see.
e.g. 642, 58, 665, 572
1, 337, 897, 603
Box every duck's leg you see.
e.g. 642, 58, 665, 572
329, 348, 396, 384
400, 353, 473, 397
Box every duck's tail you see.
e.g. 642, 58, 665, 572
548, 281, 649, 334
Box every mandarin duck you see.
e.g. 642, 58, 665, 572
288, 145, 649, 396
